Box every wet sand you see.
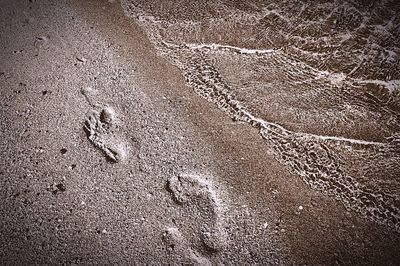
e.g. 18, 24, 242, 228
1, 0, 399, 265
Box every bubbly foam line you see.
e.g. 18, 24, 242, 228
237, 103, 385, 147
185, 41, 335, 84
303, 134, 385, 146
131, 9, 337, 85
184, 51, 387, 148
353, 79, 400, 92
182, 47, 387, 148
186, 43, 276, 54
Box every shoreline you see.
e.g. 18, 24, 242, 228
1, 0, 399, 264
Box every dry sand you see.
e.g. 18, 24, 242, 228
1, 0, 399, 265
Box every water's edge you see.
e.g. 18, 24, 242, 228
120, 0, 400, 232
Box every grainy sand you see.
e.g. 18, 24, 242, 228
1, 0, 399, 265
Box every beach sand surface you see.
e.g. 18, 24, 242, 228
1, 0, 399, 265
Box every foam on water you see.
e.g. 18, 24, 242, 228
186, 43, 276, 55
121, 0, 400, 232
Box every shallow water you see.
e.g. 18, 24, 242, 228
120, 0, 400, 232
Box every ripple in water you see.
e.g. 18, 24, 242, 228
121, 0, 400, 232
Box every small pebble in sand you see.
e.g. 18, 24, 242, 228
298, 205, 303, 211
76, 56, 87, 63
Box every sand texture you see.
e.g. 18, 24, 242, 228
1, 0, 400, 265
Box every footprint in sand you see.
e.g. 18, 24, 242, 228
83, 107, 128, 163
81, 87, 128, 163
165, 173, 228, 261
163, 227, 212, 266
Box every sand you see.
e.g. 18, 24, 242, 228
1, 0, 399, 265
